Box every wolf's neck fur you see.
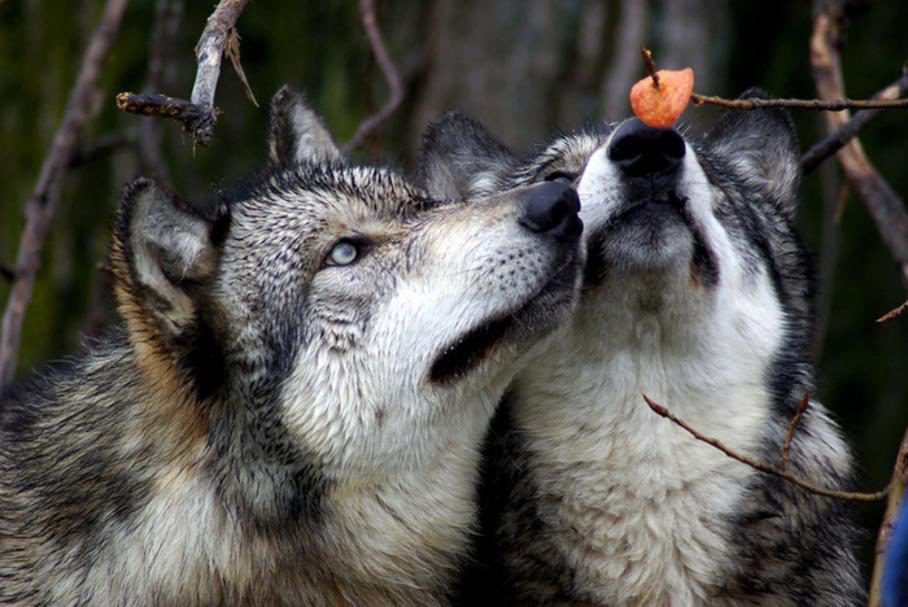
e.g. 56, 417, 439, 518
511, 268, 783, 605
30, 342, 494, 606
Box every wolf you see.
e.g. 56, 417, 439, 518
418, 91, 864, 606
0, 87, 584, 606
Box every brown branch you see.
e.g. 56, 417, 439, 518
188, 0, 250, 146
342, 0, 405, 154
690, 93, 908, 111
782, 392, 810, 471
643, 394, 890, 502
801, 64, 908, 175
116, 92, 217, 140
810, 6, 908, 290
0, 0, 128, 389
869, 426, 908, 607
67, 130, 136, 168
641, 46, 660, 90
877, 299, 908, 323
115, 0, 249, 148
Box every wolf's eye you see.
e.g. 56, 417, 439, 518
544, 171, 578, 184
324, 240, 359, 267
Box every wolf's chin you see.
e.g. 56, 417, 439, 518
583, 193, 717, 287
428, 252, 579, 385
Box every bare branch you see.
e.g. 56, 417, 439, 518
116, 92, 218, 137
641, 47, 660, 90
115, 0, 249, 148
189, 0, 250, 146
342, 0, 405, 154
877, 299, 908, 323
643, 394, 889, 502
781, 393, 810, 471
0, 0, 128, 388
810, 6, 908, 289
690, 93, 908, 111
801, 64, 908, 175
67, 130, 136, 168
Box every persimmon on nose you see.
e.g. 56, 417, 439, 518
630, 67, 694, 129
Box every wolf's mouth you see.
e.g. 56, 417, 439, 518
428, 254, 577, 385
584, 191, 719, 287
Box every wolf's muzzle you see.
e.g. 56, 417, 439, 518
518, 181, 583, 242
607, 118, 685, 179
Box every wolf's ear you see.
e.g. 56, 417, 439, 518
416, 112, 516, 200
112, 178, 227, 345
267, 85, 342, 167
705, 87, 801, 220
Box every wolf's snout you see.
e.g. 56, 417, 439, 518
607, 118, 685, 178
518, 181, 582, 241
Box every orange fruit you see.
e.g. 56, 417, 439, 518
630, 67, 694, 128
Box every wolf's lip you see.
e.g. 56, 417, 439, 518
428, 250, 578, 385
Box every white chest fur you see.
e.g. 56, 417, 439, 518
513, 283, 781, 606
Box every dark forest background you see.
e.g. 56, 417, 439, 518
0, 0, 906, 572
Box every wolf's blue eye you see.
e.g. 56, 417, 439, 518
325, 240, 359, 267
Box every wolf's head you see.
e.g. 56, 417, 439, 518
418, 90, 812, 411
110, 88, 583, 524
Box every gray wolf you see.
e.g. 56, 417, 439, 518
418, 91, 864, 606
0, 87, 583, 606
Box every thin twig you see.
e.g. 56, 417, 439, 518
691, 93, 908, 111
782, 393, 810, 471
641, 46, 660, 90
643, 394, 890, 502
0, 0, 128, 388
342, 0, 405, 154
67, 130, 136, 168
810, 5, 908, 290
801, 64, 908, 175
877, 299, 908, 323
116, 92, 218, 137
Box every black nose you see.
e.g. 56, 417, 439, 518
518, 181, 582, 241
607, 118, 685, 178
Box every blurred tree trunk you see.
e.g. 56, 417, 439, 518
409, 0, 576, 150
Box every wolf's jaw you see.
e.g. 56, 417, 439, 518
428, 252, 579, 386
582, 191, 720, 291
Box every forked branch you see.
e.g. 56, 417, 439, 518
116, 0, 251, 147
342, 0, 404, 154
642, 394, 890, 502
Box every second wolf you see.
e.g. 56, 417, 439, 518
419, 93, 864, 605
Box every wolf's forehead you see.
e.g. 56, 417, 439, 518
513, 132, 606, 184
236, 167, 433, 230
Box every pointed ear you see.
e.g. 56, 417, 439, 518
112, 178, 227, 346
704, 88, 801, 220
416, 112, 517, 200
267, 85, 342, 167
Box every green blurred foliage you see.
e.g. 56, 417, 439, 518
0, 0, 905, 573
